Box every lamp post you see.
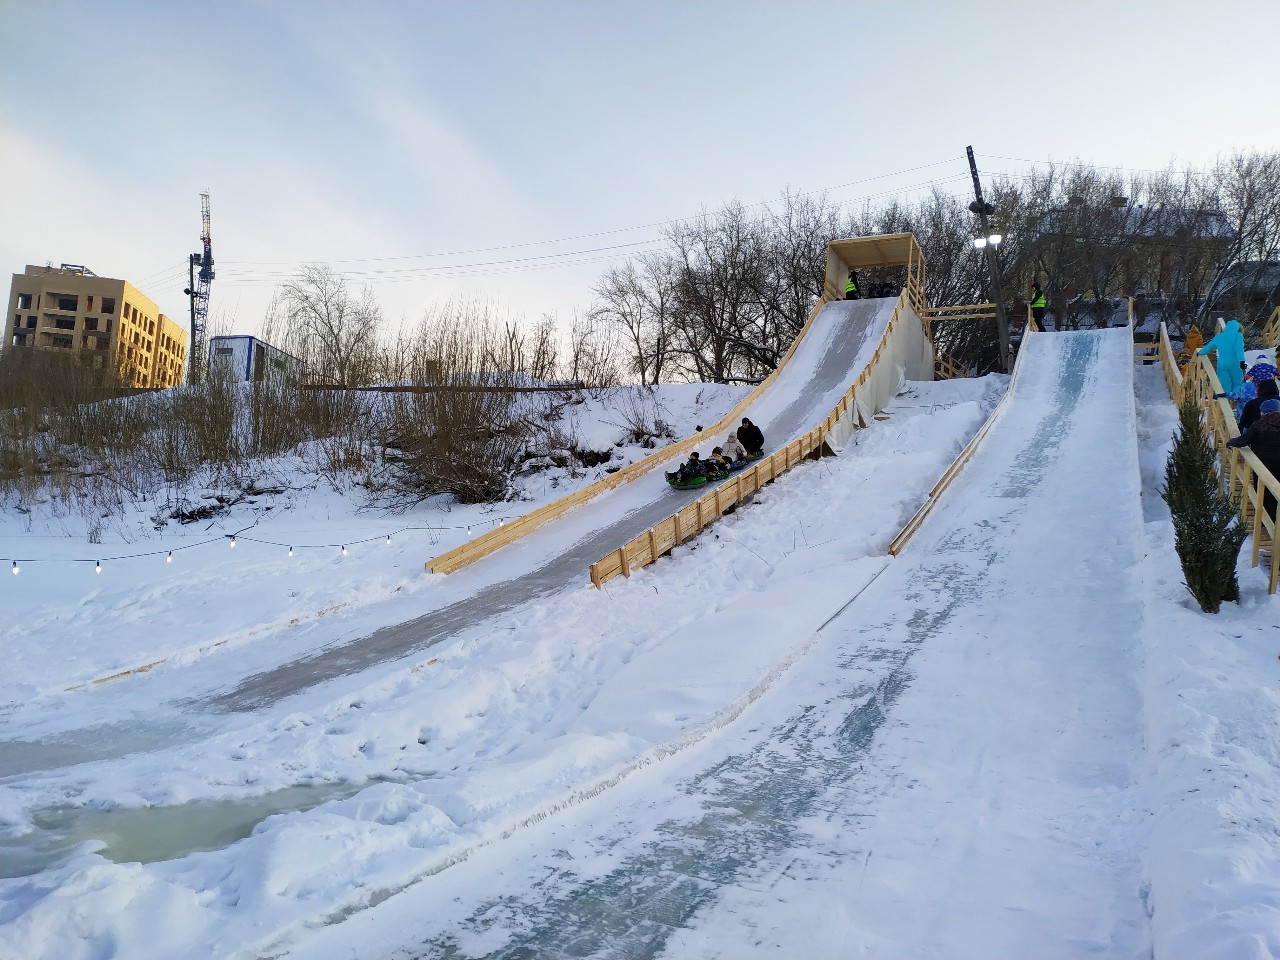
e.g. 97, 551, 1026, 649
966, 146, 1010, 372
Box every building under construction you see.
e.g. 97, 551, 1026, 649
4, 264, 188, 388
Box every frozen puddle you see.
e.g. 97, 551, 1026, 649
0, 779, 374, 878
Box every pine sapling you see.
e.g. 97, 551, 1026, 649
1161, 398, 1247, 612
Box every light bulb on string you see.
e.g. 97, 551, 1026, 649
11, 560, 18, 575
466, 526, 472, 536
288, 546, 294, 557
386, 535, 392, 544
341, 545, 348, 556
229, 536, 236, 549
95, 560, 102, 574
166, 551, 173, 563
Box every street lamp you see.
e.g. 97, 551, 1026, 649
966, 146, 1011, 371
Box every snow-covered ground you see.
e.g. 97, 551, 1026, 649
1, 332, 1278, 959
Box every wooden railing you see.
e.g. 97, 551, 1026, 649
1155, 322, 1279, 593
921, 302, 995, 351
589, 291, 928, 587
1264, 305, 1280, 348
1156, 322, 1186, 403
935, 354, 969, 380
887, 318, 1043, 557
424, 288, 841, 574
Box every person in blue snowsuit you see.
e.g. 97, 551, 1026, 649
1198, 319, 1246, 395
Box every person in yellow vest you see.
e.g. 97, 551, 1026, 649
844, 270, 860, 300
1030, 282, 1047, 330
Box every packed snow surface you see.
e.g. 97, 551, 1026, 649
1, 327, 1278, 959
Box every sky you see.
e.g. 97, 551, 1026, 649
2, 0, 1278, 345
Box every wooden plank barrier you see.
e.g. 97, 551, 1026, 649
425, 285, 843, 574
589, 290, 927, 587
1264, 305, 1280, 349
887, 319, 1041, 557
1154, 320, 1279, 593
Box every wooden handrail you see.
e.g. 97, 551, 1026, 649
590, 289, 928, 587
424, 286, 842, 574
1154, 320, 1279, 592
887, 320, 1041, 556
1264, 305, 1280, 348
925, 302, 996, 316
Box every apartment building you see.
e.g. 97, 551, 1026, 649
4, 264, 188, 388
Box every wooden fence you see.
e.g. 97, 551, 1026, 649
1264, 305, 1280, 349
1155, 321, 1279, 593
588, 289, 930, 587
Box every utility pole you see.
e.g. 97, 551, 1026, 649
966, 146, 1010, 372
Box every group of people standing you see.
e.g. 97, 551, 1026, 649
671, 417, 765, 482
1201, 318, 1280, 522
843, 270, 900, 301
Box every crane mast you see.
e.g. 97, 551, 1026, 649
184, 191, 215, 384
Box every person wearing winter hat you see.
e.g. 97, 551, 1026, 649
738, 417, 765, 457
1228, 397, 1280, 524
1246, 356, 1279, 383
722, 430, 746, 463
1240, 378, 1280, 431
1198, 319, 1246, 394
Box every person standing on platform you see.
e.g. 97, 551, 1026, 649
1029, 282, 1047, 330
844, 270, 860, 300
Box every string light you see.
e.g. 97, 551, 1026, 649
3, 519, 516, 571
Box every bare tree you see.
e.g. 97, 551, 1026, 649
276, 265, 382, 386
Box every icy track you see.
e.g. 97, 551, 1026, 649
4, 329, 1279, 959
277, 328, 1154, 959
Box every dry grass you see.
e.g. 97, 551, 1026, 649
0, 297, 621, 533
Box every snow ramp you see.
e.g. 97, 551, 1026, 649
829, 327, 1152, 952
424, 233, 929, 576
218, 246, 930, 707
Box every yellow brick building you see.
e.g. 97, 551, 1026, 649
4, 264, 188, 388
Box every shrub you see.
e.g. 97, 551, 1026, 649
1161, 398, 1247, 612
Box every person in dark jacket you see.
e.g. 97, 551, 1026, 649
844, 270, 860, 300
1227, 398, 1280, 523
1240, 379, 1280, 431
738, 418, 765, 456
673, 451, 706, 482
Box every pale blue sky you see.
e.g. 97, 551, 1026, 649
2, 0, 1277, 336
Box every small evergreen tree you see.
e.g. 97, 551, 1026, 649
1161, 398, 1248, 612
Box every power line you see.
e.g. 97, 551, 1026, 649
977, 153, 1193, 177
208, 157, 968, 272
214, 172, 975, 287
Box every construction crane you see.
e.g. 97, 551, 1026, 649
183, 191, 215, 384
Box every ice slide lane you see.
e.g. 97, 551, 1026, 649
211, 298, 898, 711
308, 329, 1151, 958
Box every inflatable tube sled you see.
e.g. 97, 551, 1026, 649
665, 471, 708, 489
